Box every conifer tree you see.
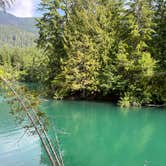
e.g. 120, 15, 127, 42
116, 0, 156, 106
150, 0, 166, 103
53, 0, 124, 98
36, 0, 66, 95
152, 0, 166, 70
36, 0, 165, 106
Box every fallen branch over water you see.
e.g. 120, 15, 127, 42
0, 76, 64, 166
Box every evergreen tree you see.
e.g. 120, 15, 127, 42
152, 0, 166, 70
52, 0, 124, 98
36, 0, 165, 106
150, 0, 166, 103
36, 0, 66, 95
116, 0, 156, 106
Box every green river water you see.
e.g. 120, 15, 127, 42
0, 99, 166, 166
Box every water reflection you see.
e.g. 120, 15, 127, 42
0, 101, 42, 166
0, 100, 166, 166
43, 101, 165, 166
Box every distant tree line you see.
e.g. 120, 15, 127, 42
0, 46, 48, 82
0, 25, 36, 47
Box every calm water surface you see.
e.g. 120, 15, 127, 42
0, 98, 166, 166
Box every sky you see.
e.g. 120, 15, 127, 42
7, 0, 41, 17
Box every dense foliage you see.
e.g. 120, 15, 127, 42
0, 0, 165, 107
35, 0, 166, 107
0, 11, 38, 47
0, 46, 48, 83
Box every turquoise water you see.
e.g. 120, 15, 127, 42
0, 99, 166, 166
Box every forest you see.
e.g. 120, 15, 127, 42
0, 0, 166, 107
0, 24, 36, 47
0, 10, 37, 47
0, 1, 166, 166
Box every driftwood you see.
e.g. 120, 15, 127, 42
1, 77, 63, 166
146, 104, 166, 108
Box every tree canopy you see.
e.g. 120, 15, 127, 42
1, 0, 165, 107
35, 0, 166, 107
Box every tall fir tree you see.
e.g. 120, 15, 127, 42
116, 0, 156, 106
150, 0, 166, 103
152, 0, 166, 70
52, 0, 125, 99
36, 0, 67, 95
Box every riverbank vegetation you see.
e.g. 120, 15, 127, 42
0, 46, 48, 82
0, 0, 166, 107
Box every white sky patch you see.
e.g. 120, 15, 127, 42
7, 0, 35, 17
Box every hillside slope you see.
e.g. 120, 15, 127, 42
0, 24, 36, 47
0, 11, 38, 47
0, 11, 37, 33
